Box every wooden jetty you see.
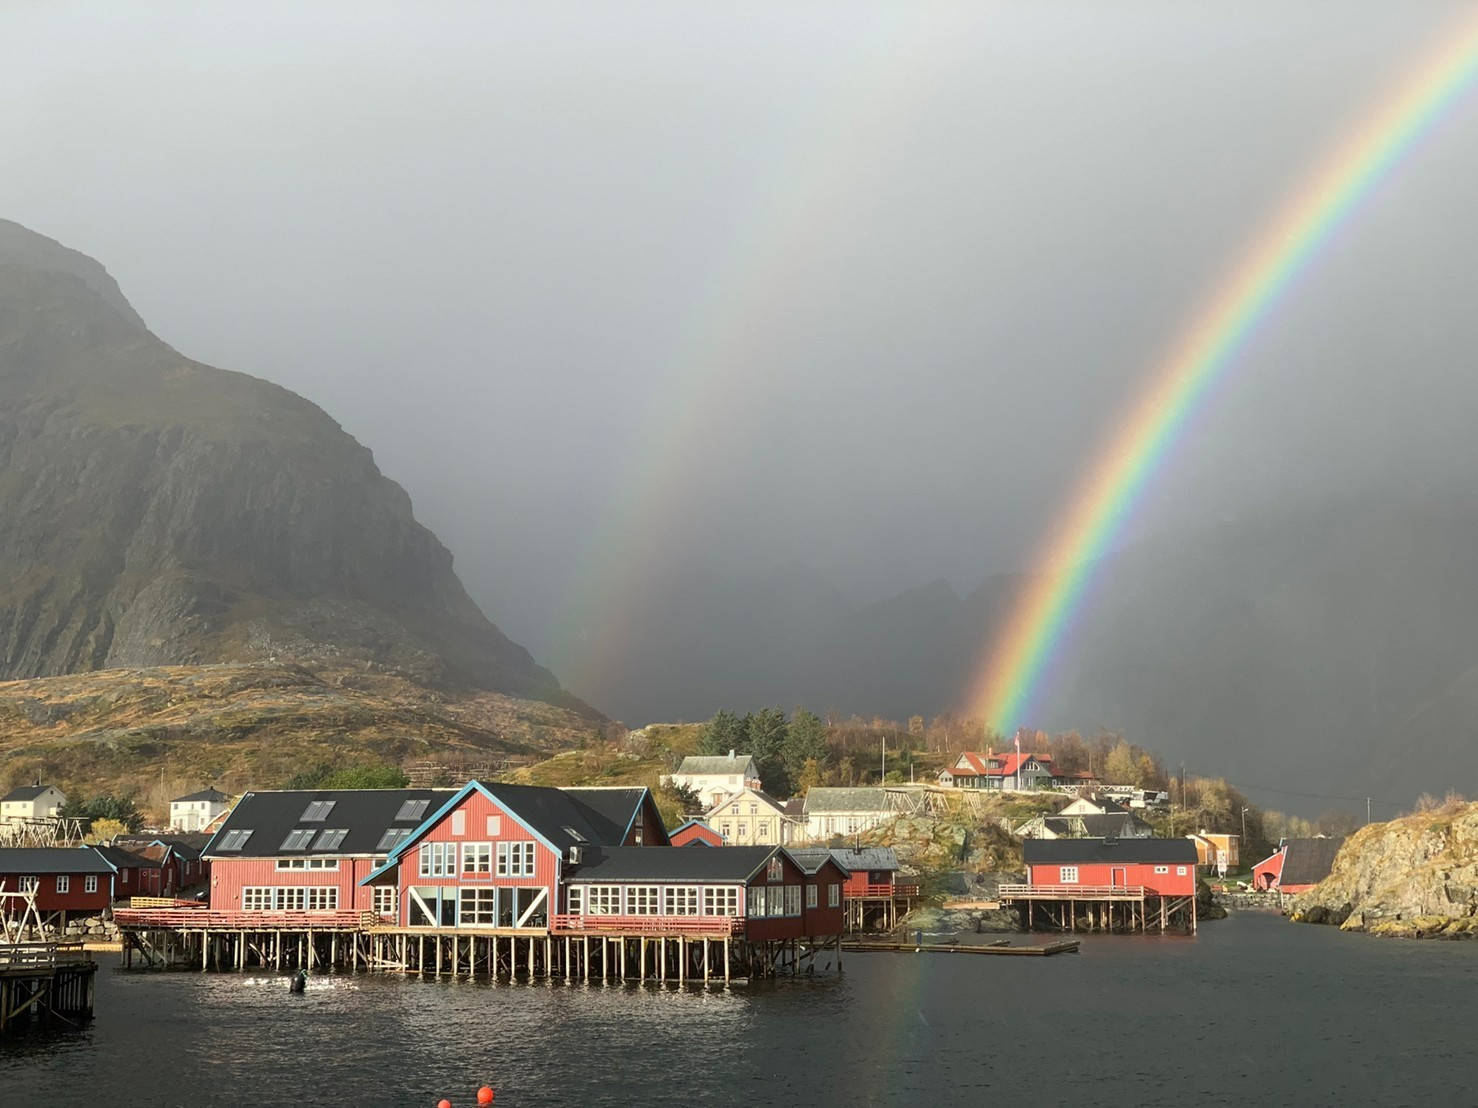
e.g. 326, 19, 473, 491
841, 938, 1080, 957
0, 940, 97, 1036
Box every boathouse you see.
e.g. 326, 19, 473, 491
89, 844, 160, 901
1251, 836, 1344, 894
669, 820, 724, 847
1004, 837, 1200, 933
0, 848, 115, 928
814, 846, 919, 932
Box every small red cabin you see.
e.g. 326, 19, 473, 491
1251, 837, 1344, 894
0, 847, 115, 925
670, 820, 724, 848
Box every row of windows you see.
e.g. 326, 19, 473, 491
747, 885, 803, 918
275, 858, 339, 871
569, 885, 741, 917
241, 887, 340, 911
17, 875, 99, 894
1056, 866, 1188, 883
419, 841, 535, 879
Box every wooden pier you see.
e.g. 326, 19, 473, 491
114, 907, 844, 983
997, 884, 1197, 934
0, 941, 97, 1036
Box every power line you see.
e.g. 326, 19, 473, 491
1183, 770, 1406, 812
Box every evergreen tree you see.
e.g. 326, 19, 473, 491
783, 709, 830, 781
696, 708, 745, 756
745, 707, 791, 795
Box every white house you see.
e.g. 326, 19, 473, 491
666, 751, 762, 809
0, 785, 67, 827
706, 786, 801, 846
169, 787, 233, 832
799, 787, 897, 842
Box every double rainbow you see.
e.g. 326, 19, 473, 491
970, 12, 1478, 731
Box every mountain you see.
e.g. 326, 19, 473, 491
569, 493, 1478, 811
0, 219, 584, 711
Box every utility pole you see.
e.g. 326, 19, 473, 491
1366, 797, 1372, 826
880, 736, 886, 784
1241, 806, 1249, 852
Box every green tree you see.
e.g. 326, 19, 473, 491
696, 709, 745, 756
1102, 741, 1144, 787
746, 707, 791, 794
783, 709, 830, 780
793, 757, 825, 796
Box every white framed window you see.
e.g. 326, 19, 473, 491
806, 884, 818, 909
567, 886, 584, 915
276, 858, 339, 871
767, 858, 784, 882
458, 887, 499, 925
242, 887, 272, 911
629, 886, 660, 915
1177, 866, 1188, 876
721, 823, 732, 838
663, 887, 699, 915
586, 885, 620, 915
828, 883, 840, 908
784, 886, 801, 916
304, 887, 338, 911
462, 843, 493, 875
486, 815, 501, 836
419, 842, 455, 878
747, 887, 764, 917
451, 810, 466, 836
85, 875, 98, 894
277, 888, 307, 911
497, 842, 536, 878
373, 886, 398, 918
56, 876, 70, 894
738, 822, 748, 838
758, 823, 769, 841
704, 887, 738, 916
1060, 866, 1079, 884
1154, 865, 1169, 874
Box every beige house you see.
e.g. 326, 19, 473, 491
707, 787, 798, 846
1, 784, 67, 827
666, 751, 762, 810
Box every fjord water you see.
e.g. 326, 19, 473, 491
3, 912, 1473, 1107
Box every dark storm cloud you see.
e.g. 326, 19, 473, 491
4, 0, 1477, 701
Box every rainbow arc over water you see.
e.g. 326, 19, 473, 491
970, 13, 1478, 731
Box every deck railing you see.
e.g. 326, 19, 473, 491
552, 914, 743, 936
127, 896, 201, 909
0, 941, 60, 969
997, 884, 1147, 899
114, 908, 363, 930
848, 883, 921, 898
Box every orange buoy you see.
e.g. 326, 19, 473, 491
477, 1088, 495, 1105
438, 1100, 452, 1108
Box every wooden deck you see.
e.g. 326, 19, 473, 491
998, 883, 1148, 901
0, 942, 96, 1035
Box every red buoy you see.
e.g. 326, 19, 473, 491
438, 1099, 452, 1108
477, 1088, 495, 1105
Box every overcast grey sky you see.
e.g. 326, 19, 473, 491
5, 1, 1478, 697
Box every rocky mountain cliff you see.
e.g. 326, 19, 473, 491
0, 219, 583, 710
1292, 800, 1478, 938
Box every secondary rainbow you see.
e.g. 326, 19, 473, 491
971, 13, 1478, 731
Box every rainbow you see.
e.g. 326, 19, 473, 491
970, 12, 1478, 732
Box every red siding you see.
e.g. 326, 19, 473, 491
1252, 850, 1284, 891
0, 873, 111, 913
1026, 860, 1196, 897
395, 789, 562, 925
743, 852, 808, 942
670, 824, 724, 847
842, 870, 894, 897
801, 861, 846, 937
210, 856, 382, 913
629, 798, 670, 846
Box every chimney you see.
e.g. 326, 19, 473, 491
729, 749, 735, 760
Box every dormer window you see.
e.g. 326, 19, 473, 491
281, 829, 317, 851
767, 858, 783, 882
396, 799, 430, 822
301, 800, 336, 821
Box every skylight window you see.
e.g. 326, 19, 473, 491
302, 800, 336, 822
395, 799, 430, 822
313, 829, 349, 851
217, 829, 253, 851
281, 828, 317, 851
376, 827, 413, 852
562, 826, 587, 842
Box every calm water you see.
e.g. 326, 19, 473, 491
3, 912, 1474, 1107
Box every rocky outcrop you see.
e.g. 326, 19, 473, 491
1291, 801, 1478, 938
0, 220, 586, 712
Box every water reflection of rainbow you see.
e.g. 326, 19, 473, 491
970, 12, 1478, 732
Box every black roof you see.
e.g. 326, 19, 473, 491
1023, 838, 1199, 865
472, 784, 638, 853
1, 785, 60, 803
1077, 813, 1154, 837
558, 787, 663, 845
0, 847, 114, 874
204, 789, 453, 858
565, 845, 782, 883
90, 844, 160, 871
1281, 837, 1345, 886
172, 787, 231, 804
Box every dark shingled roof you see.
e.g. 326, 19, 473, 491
90, 844, 160, 872
172, 787, 231, 804
564, 845, 781, 883
827, 847, 899, 872
1280, 837, 1346, 886
0, 847, 114, 874
204, 789, 454, 858
559, 787, 664, 845
1023, 838, 1199, 865
1077, 813, 1154, 838
1, 785, 60, 803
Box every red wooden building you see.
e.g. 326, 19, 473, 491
670, 820, 724, 847
1251, 837, 1344, 894
91, 844, 161, 901
0, 847, 115, 926
1007, 837, 1201, 933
